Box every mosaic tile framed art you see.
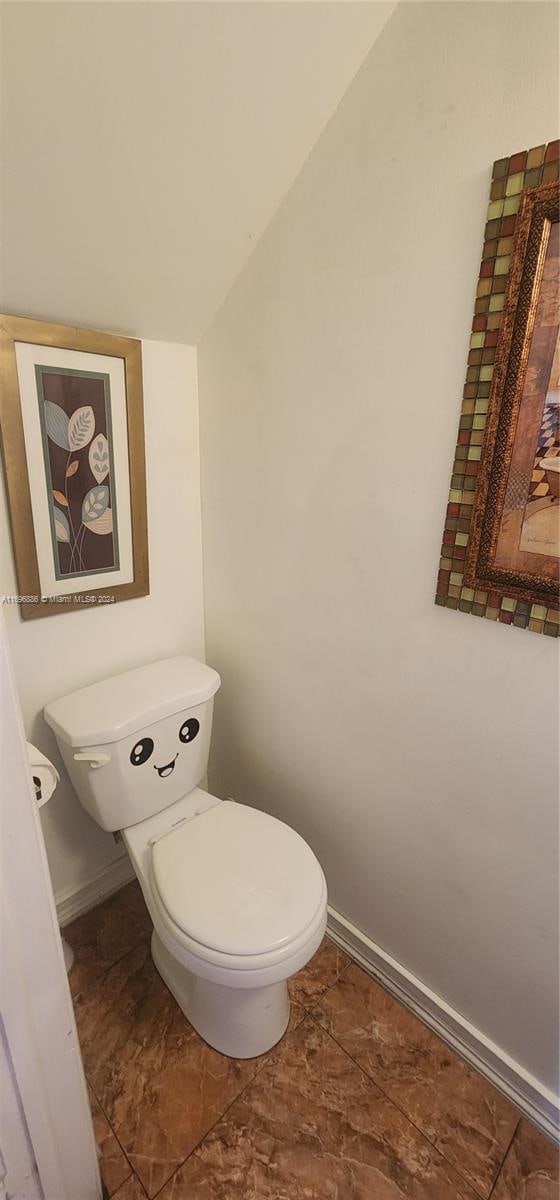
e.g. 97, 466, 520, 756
436, 140, 559, 636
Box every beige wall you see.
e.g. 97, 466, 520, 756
1, 340, 205, 902
199, 1, 559, 1096
1, 1, 394, 343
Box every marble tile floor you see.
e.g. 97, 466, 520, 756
64, 881, 559, 1200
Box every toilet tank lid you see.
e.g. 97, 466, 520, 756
44, 656, 221, 747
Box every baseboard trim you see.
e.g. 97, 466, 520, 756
56, 854, 135, 927
327, 906, 559, 1144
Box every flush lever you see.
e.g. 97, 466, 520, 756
73, 752, 110, 769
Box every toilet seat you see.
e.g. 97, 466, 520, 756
151, 801, 325, 959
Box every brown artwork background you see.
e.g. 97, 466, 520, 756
494, 220, 559, 576
39, 370, 118, 577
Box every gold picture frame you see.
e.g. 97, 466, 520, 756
0, 314, 149, 619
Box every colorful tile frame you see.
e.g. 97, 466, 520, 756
435, 140, 560, 636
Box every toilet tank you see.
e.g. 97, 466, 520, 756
44, 656, 221, 832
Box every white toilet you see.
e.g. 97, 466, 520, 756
44, 656, 327, 1058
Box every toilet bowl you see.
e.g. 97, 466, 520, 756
44, 657, 328, 1058
123, 789, 327, 1056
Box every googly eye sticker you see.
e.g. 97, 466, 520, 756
179, 718, 199, 744
130, 737, 154, 766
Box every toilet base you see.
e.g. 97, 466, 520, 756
151, 931, 290, 1058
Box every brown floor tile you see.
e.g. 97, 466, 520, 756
88, 1086, 131, 1197
492, 1119, 559, 1199
76, 939, 305, 1198
65, 880, 152, 997
279, 996, 307, 1042
288, 936, 350, 1008
313, 964, 518, 1198
75, 941, 178, 1128
157, 1017, 478, 1200
112, 1175, 147, 1200
115, 1042, 254, 1197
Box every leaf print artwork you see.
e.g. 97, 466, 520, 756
87, 508, 113, 536
53, 507, 70, 542
37, 364, 119, 579
82, 485, 110, 524
68, 405, 95, 451
88, 434, 109, 484
44, 401, 70, 450
1, 315, 151, 619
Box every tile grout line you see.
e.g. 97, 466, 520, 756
145, 979, 316, 1195
72, 906, 351, 1194
79, 936, 263, 1200
486, 1118, 521, 1199
149, 1068, 264, 1200
112, 1174, 148, 1200
86, 1070, 149, 1200
68, 897, 153, 1196
88, 942, 355, 1199
70, 932, 152, 1005
139, 989, 301, 1197
76, 922, 519, 1200
84, 931, 500, 1199
145, 997, 500, 1200
147, 993, 325, 1198
316, 956, 529, 1198
290, 948, 353, 1017
308, 1010, 496, 1200
147, 964, 353, 1199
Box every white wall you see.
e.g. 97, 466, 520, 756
199, 0, 559, 1097
1, 339, 205, 903
1, 1, 394, 343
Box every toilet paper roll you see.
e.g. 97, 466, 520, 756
26, 743, 60, 807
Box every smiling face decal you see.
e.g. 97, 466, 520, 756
129, 719, 200, 780
154, 753, 178, 779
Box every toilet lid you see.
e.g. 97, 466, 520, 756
151, 801, 325, 956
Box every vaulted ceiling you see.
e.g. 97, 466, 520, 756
0, 2, 396, 343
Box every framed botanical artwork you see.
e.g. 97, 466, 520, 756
436, 140, 559, 635
0, 315, 149, 619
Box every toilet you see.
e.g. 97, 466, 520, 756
44, 656, 327, 1058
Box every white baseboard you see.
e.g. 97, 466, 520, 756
327, 906, 559, 1144
56, 853, 135, 927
